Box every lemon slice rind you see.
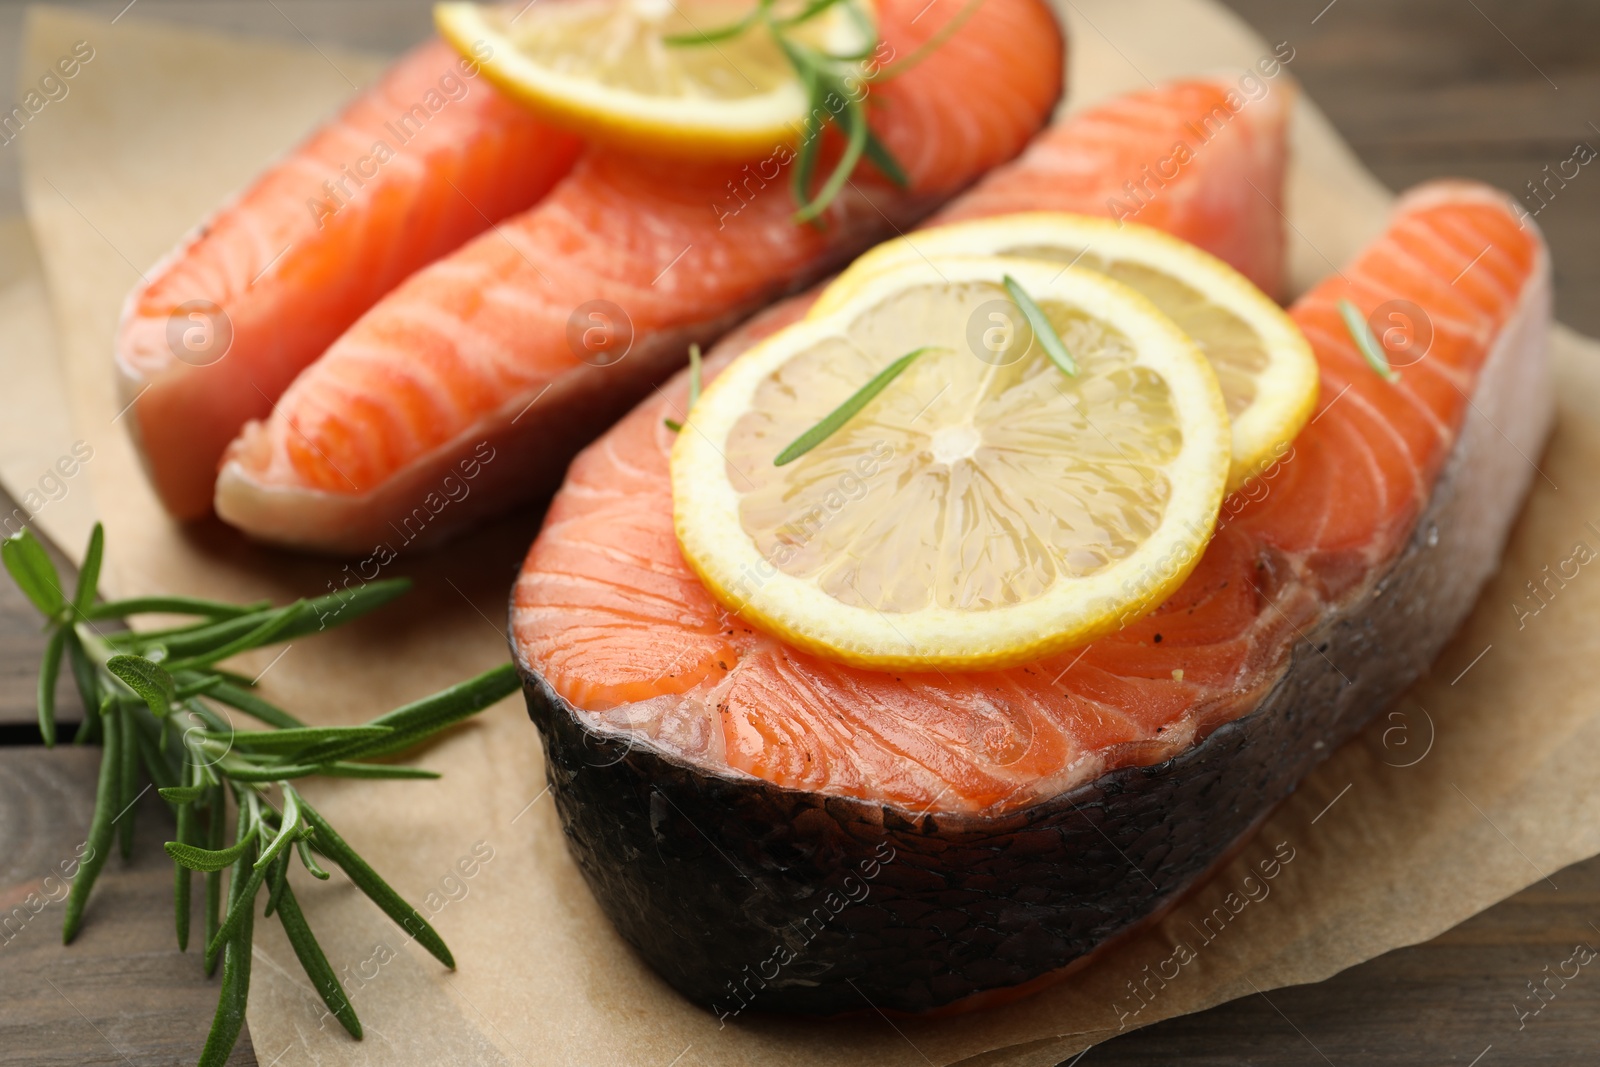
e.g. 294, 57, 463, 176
672, 256, 1232, 672
811, 213, 1318, 491
435, 1, 869, 158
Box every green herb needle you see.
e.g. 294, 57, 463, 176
775, 346, 937, 466
5, 522, 520, 1067
664, 342, 703, 433
1003, 274, 1078, 376
1338, 297, 1401, 382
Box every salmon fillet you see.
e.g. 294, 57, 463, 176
938, 76, 1290, 298
117, 40, 583, 519
510, 181, 1551, 1014
212, 0, 1066, 552
517, 181, 1544, 811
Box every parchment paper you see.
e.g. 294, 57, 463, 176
10, 2, 1600, 1064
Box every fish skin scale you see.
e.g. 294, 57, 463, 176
216, 0, 1066, 549
513, 179, 1542, 815
120, 39, 583, 519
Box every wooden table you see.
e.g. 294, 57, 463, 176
1, 1, 1595, 1064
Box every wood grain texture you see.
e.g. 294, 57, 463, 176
1097, 1, 1600, 1061
0, 0, 1595, 1063
0, 748, 257, 1066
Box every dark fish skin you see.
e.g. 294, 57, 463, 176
514, 270, 1552, 1016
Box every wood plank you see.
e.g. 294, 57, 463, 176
2, 2, 1598, 1064
1090, 851, 1600, 1063
0, 747, 257, 1066
1222, 0, 1600, 334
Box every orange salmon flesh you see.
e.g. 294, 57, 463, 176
511, 178, 1546, 816
118, 39, 584, 520
212, 0, 1066, 552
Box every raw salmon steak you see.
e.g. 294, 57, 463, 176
212, 0, 1066, 553
937, 75, 1291, 299
510, 179, 1551, 1014
117, 40, 583, 519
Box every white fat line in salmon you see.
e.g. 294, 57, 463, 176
1105, 42, 1297, 228
315, 441, 498, 630
305, 40, 496, 231
0, 39, 95, 148
1511, 520, 1600, 630
712, 40, 897, 231
1110, 839, 1297, 1031
0, 440, 95, 539
711, 841, 897, 1028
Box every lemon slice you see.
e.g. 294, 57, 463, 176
811, 213, 1318, 490
672, 256, 1232, 671
435, 0, 871, 158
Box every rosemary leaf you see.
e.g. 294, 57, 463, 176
163, 601, 312, 673
664, 343, 704, 433
2, 530, 65, 618
174, 796, 195, 950
37, 625, 63, 747
202, 785, 226, 976
174, 675, 224, 700
863, 126, 909, 187
202, 679, 304, 730
144, 578, 409, 661
264, 852, 290, 919
775, 0, 848, 27
789, 51, 823, 206
183, 698, 232, 737
161, 785, 206, 804
795, 83, 869, 223
198, 829, 257, 1067
661, 1, 767, 45
775, 346, 936, 466
1003, 274, 1078, 376
63, 628, 100, 736
130, 713, 180, 792
276, 879, 362, 1039
296, 835, 331, 880
63, 699, 119, 943
107, 654, 176, 717
219, 760, 441, 783
206, 856, 268, 960
71, 713, 101, 745
86, 594, 270, 621
868, 0, 985, 82
1338, 297, 1401, 382
293, 663, 520, 765
167, 825, 260, 873
197, 724, 393, 754
299, 798, 456, 969
310, 763, 443, 781
689, 342, 704, 409
117, 706, 139, 859
73, 522, 103, 616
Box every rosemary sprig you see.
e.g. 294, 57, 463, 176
8, 524, 522, 1067
774, 345, 937, 465
1003, 274, 1077, 376
664, 342, 703, 433
1338, 297, 1401, 382
666, 0, 909, 222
